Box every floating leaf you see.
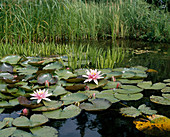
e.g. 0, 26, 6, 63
61, 93, 88, 105
102, 81, 121, 89
0, 73, 14, 80
150, 95, 170, 105
11, 129, 33, 137
79, 98, 112, 111
65, 84, 86, 91
161, 87, 170, 93
121, 71, 135, 78
163, 79, 170, 83
0, 127, 16, 137
0, 108, 4, 113
137, 81, 166, 90
12, 114, 48, 128
105, 71, 122, 79
120, 106, 141, 118
0, 63, 13, 72
114, 93, 143, 101
37, 73, 58, 85
32, 101, 63, 112
65, 77, 84, 83
43, 105, 81, 119
133, 115, 170, 136
52, 86, 68, 97
146, 69, 158, 73
98, 68, 112, 73
95, 93, 120, 103
43, 62, 63, 70
87, 79, 108, 89
1, 55, 21, 64
17, 66, 38, 75
117, 79, 143, 84
0, 98, 19, 108
138, 104, 157, 115
18, 96, 43, 108
30, 126, 58, 137
116, 85, 143, 94
55, 70, 77, 80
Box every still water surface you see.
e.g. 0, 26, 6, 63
49, 40, 170, 137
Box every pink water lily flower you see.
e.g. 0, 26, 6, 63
82, 69, 104, 85
30, 89, 52, 103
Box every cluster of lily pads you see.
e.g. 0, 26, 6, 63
0, 55, 169, 136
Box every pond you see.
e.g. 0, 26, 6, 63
0, 40, 169, 137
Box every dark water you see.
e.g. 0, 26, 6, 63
50, 40, 170, 137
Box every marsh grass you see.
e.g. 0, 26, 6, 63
0, 0, 169, 43
0, 42, 125, 69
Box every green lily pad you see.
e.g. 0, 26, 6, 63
87, 79, 108, 89
43, 62, 63, 70
0, 98, 19, 108
0, 73, 14, 80
52, 86, 68, 97
114, 93, 143, 101
65, 84, 86, 91
120, 106, 141, 117
163, 79, 170, 83
79, 98, 112, 111
101, 89, 116, 94
102, 81, 121, 89
121, 71, 135, 78
117, 79, 143, 84
0, 108, 4, 113
12, 114, 48, 128
117, 85, 143, 94
150, 95, 170, 105
61, 93, 88, 105
30, 126, 58, 137
18, 96, 43, 108
137, 81, 166, 90
132, 73, 147, 79
0, 127, 16, 137
65, 77, 84, 83
161, 87, 170, 93
0, 121, 7, 129
133, 66, 148, 71
3, 118, 14, 127
0, 92, 14, 100
162, 94, 170, 99
105, 71, 122, 79
1, 55, 21, 64
95, 93, 120, 103
32, 101, 63, 111
0, 83, 7, 92
0, 63, 13, 72
43, 105, 81, 119
98, 69, 112, 73
78, 90, 100, 97
11, 129, 34, 137
55, 70, 77, 80
37, 73, 58, 85
17, 66, 38, 75
74, 69, 87, 76
138, 104, 157, 115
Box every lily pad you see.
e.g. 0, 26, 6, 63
32, 101, 63, 111
1, 55, 21, 64
0, 73, 14, 80
116, 85, 143, 94
120, 106, 141, 117
0, 63, 13, 72
117, 79, 143, 84
55, 70, 77, 80
163, 79, 170, 83
114, 93, 143, 101
137, 81, 166, 90
61, 93, 88, 105
65, 76, 84, 83
105, 71, 122, 79
0, 108, 4, 113
12, 114, 48, 128
43, 105, 81, 119
161, 87, 170, 93
18, 96, 43, 108
121, 71, 135, 78
11, 129, 34, 137
17, 66, 38, 75
102, 81, 121, 89
43, 62, 63, 70
79, 98, 112, 111
138, 104, 157, 115
0, 127, 16, 137
65, 84, 86, 91
150, 95, 170, 105
0, 98, 19, 108
95, 93, 120, 103
52, 86, 68, 97
37, 73, 58, 85
30, 126, 58, 137
87, 79, 108, 89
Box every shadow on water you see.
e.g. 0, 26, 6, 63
49, 40, 170, 137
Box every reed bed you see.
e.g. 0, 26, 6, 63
0, 42, 126, 69
0, 0, 169, 43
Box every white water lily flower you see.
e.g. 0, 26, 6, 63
30, 89, 52, 103
82, 69, 104, 85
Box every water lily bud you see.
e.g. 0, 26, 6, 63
66, 67, 70, 70
45, 80, 50, 87
85, 86, 89, 90
112, 76, 116, 82
93, 93, 96, 99
22, 108, 29, 116
116, 83, 120, 88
